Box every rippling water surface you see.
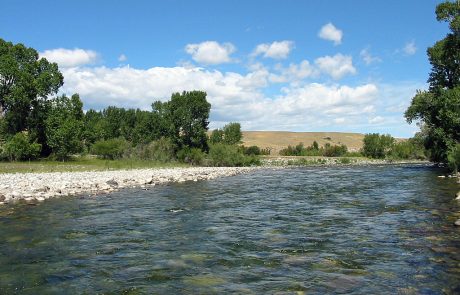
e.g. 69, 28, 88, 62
0, 165, 459, 294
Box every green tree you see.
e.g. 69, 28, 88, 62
362, 133, 395, 159
3, 132, 41, 161
312, 141, 319, 150
155, 91, 211, 151
209, 129, 224, 144
0, 38, 63, 144
45, 94, 84, 160
405, 1, 460, 163
222, 122, 242, 145
91, 138, 130, 160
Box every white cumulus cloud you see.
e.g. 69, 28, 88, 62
318, 23, 343, 45
58, 64, 383, 132
40, 48, 98, 68
315, 54, 356, 79
185, 41, 236, 65
252, 40, 295, 59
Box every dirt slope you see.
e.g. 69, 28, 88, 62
241, 131, 365, 155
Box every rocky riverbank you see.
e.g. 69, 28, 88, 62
0, 167, 257, 205
260, 156, 432, 167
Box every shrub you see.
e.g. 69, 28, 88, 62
324, 144, 348, 157
339, 157, 351, 164
208, 143, 259, 166
244, 145, 261, 156
447, 143, 460, 173
362, 133, 395, 159
3, 132, 41, 161
92, 138, 130, 159
177, 147, 205, 165
134, 137, 176, 162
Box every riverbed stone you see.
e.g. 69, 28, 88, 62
0, 167, 257, 203
454, 219, 460, 226
106, 179, 118, 187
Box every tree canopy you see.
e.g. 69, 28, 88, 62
405, 1, 460, 163
0, 38, 63, 140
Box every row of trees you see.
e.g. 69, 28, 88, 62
0, 88, 213, 161
278, 133, 427, 160
0, 38, 260, 166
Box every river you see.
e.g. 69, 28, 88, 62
0, 165, 459, 294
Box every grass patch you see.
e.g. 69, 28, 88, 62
0, 156, 188, 174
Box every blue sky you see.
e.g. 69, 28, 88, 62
0, 0, 449, 137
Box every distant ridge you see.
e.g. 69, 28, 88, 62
241, 131, 365, 155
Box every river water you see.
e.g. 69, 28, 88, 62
0, 165, 459, 294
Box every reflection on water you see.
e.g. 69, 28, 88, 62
0, 165, 459, 294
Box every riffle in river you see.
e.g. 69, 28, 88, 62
0, 165, 459, 294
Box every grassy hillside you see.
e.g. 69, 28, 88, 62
241, 131, 365, 155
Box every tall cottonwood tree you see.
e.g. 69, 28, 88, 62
405, 1, 460, 162
154, 91, 211, 151
0, 38, 63, 145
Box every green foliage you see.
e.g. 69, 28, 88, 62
405, 1, 460, 165
209, 122, 243, 146
0, 38, 63, 144
91, 138, 130, 160
339, 157, 351, 164
362, 133, 395, 159
160, 91, 211, 151
242, 145, 270, 156
208, 143, 259, 166
279, 143, 306, 156
323, 143, 348, 157
388, 139, 427, 160
447, 143, 460, 173
244, 145, 261, 156
222, 122, 242, 145
312, 141, 319, 150
45, 94, 84, 160
177, 147, 205, 165
209, 129, 224, 144
280, 142, 349, 157
3, 132, 41, 161
128, 137, 177, 162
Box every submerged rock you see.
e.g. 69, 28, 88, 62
454, 219, 460, 226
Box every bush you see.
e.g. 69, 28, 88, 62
243, 145, 261, 156
324, 143, 348, 157
447, 143, 460, 173
280, 142, 349, 157
339, 157, 351, 164
131, 137, 176, 162
177, 147, 205, 165
208, 143, 259, 166
92, 138, 130, 159
3, 132, 41, 161
362, 133, 395, 159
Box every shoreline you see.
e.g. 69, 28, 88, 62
0, 167, 257, 205
0, 160, 439, 205
260, 156, 432, 167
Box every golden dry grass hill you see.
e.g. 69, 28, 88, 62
241, 131, 365, 155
